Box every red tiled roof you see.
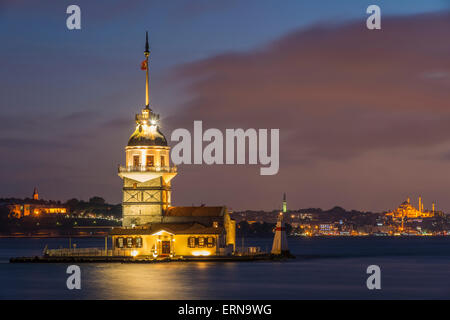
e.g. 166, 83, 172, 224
109, 222, 223, 236
165, 206, 225, 217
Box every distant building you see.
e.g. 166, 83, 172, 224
32, 187, 39, 200
8, 188, 67, 219
319, 224, 332, 231
298, 212, 315, 219
386, 197, 435, 219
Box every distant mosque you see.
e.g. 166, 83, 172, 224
386, 196, 437, 219
110, 33, 236, 257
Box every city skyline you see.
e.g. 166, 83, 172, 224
1, 1, 450, 212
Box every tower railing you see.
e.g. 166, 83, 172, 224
118, 165, 177, 173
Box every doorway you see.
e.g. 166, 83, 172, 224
161, 241, 170, 255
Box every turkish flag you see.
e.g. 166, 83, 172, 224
141, 60, 147, 70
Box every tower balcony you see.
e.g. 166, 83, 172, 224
118, 165, 177, 174
118, 165, 178, 183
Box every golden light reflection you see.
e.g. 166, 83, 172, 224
90, 263, 214, 299
192, 250, 212, 256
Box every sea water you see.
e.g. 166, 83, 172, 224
0, 237, 449, 299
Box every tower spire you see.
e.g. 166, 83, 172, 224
144, 31, 150, 108
33, 187, 38, 200
145, 31, 149, 55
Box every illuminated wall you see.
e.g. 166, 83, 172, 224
111, 231, 222, 257
224, 213, 236, 250
125, 146, 170, 168
8, 204, 67, 218
122, 176, 172, 226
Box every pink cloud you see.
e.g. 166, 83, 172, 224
161, 12, 450, 211
166, 12, 450, 161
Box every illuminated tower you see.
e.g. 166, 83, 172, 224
282, 193, 287, 213
118, 32, 177, 227
418, 196, 422, 213
32, 187, 38, 200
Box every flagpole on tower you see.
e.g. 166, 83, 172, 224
144, 31, 150, 108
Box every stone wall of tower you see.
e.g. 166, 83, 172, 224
224, 212, 236, 250
122, 176, 171, 227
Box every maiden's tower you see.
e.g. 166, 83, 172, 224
111, 33, 236, 258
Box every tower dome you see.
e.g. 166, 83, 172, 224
127, 107, 168, 147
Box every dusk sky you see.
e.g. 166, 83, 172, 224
1, 1, 450, 212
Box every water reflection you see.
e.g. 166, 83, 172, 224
88, 262, 239, 299
1, 237, 450, 299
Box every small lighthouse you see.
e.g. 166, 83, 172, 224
271, 194, 290, 256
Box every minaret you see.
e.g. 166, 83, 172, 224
32, 187, 38, 200
418, 196, 422, 213
118, 33, 177, 227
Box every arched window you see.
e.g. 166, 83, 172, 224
207, 237, 215, 248
126, 237, 133, 248
135, 237, 143, 248
146, 155, 154, 167
133, 155, 140, 167
116, 237, 124, 248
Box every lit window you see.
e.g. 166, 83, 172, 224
198, 237, 205, 248
188, 237, 195, 248
133, 155, 140, 167
117, 237, 124, 248
127, 237, 133, 248
146, 155, 154, 167
135, 237, 143, 248
207, 237, 215, 248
